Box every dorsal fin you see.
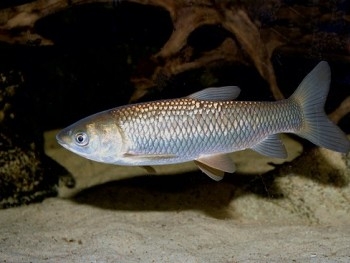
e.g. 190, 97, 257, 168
187, 86, 241, 101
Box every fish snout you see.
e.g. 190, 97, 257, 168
56, 129, 71, 148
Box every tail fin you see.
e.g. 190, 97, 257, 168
290, 61, 350, 153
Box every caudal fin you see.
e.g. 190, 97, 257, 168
290, 61, 350, 153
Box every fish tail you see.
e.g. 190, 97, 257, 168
290, 61, 350, 153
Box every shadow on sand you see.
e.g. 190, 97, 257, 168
72, 145, 349, 219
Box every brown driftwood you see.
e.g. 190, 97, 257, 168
128, 2, 285, 101
0, 0, 283, 101
329, 96, 350, 125
0, 0, 349, 115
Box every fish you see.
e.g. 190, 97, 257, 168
56, 61, 350, 181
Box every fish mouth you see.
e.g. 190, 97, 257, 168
56, 129, 70, 148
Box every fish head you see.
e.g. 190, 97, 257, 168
56, 111, 126, 163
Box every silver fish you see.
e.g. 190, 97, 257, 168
56, 61, 350, 181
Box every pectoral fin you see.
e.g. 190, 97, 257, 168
251, 134, 287, 158
142, 166, 157, 174
123, 152, 177, 160
194, 153, 236, 181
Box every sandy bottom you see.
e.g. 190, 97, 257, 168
0, 130, 349, 262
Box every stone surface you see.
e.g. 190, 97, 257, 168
0, 71, 66, 208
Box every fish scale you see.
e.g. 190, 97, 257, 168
115, 98, 302, 161
56, 62, 350, 180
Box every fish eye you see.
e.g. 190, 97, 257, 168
74, 132, 89, 146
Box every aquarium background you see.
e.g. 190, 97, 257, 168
0, 1, 349, 262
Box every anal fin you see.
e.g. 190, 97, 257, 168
251, 134, 287, 158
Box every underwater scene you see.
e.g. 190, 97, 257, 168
0, 1, 349, 262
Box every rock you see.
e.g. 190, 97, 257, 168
0, 70, 74, 208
